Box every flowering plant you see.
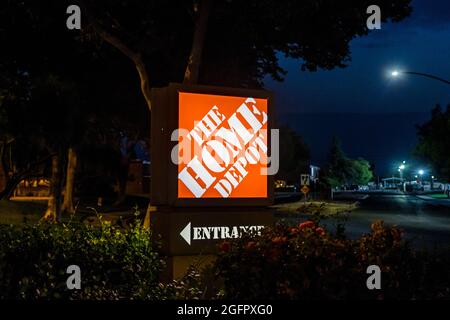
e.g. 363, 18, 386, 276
214, 220, 431, 299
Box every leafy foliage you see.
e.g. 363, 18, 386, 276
324, 137, 373, 187
349, 158, 373, 186
213, 220, 450, 299
276, 125, 310, 184
415, 105, 450, 181
0, 220, 171, 299
1, 0, 412, 90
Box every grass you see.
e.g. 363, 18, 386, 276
0, 199, 47, 225
429, 193, 450, 199
272, 200, 358, 216
0, 197, 142, 226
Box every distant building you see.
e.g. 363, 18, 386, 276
382, 177, 403, 189
310, 165, 320, 184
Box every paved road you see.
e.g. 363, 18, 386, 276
276, 192, 450, 248
333, 193, 450, 248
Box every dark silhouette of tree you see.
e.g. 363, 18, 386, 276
415, 105, 450, 181
0, 1, 148, 218
276, 126, 310, 184
78, 0, 412, 94
0, 0, 412, 219
324, 137, 373, 188
324, 137, 350, 188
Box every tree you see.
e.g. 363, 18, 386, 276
324, 137, 351, 188
79, 0, 410, 221
1, 1, 148, 218
415, 105, 450, 181
324, 137, 373, 188
1, 74, 84, 220
1, 0, 412, 220
349, 158, 373, 186
79, 0, 412, 91
276, 126, 310, 184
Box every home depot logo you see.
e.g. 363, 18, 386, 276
177, 93, 269, 198
180, 222, 265, 245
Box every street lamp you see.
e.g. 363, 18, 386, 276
390, 69, 450, 86
398, 161, 406, 182
418, 169, 424, 176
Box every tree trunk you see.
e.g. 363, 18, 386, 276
183, 0, 212, 84
0, 140, 15, 197
0, 175, 23, 200
61, 147, 77, 214
86, 2, 212, 227
87, 15, 152, 111
0, 143, 8, 195
0, 153, 53, 200
44, 153, 62, 221
134, 54, 152, 111
114, 155, 130, 206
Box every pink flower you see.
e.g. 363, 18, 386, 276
315, 227, 326, 236
271, 236, 287, 244
219, 241, 231, 252
298, 221, 315, 230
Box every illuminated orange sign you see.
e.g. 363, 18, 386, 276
178, 92, 268, 199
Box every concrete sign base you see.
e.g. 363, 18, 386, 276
149, 206, 274, 279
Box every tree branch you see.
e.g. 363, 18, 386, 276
0, 152, 55, 200
183, 0, 212, 85
81, 2, 152, 110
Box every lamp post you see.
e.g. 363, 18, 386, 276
390, 70, 450, 86
418, 169, 425, 186
398, 162, 406, 191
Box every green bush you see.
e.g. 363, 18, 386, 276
0, 219, 171, 300
213, 220, 450, 300
2, 217, 449, 300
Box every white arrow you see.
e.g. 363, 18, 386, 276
180, 222, 191, 245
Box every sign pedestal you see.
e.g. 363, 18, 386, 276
149, 206, 274, 280
148, 83, 275, 280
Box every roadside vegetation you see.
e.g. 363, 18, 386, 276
198, 220, 450, 300
1, 214, 450, 300
272, 200, 357, 216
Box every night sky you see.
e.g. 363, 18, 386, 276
267, 0, 450, 177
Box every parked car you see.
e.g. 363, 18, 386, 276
404, 182, 424, 193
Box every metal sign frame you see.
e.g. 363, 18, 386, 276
301, 174, 310, 186
151, 83, 274, 207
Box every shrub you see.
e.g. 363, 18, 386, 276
0, 219, 171, 300
213, 220, 450, 300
